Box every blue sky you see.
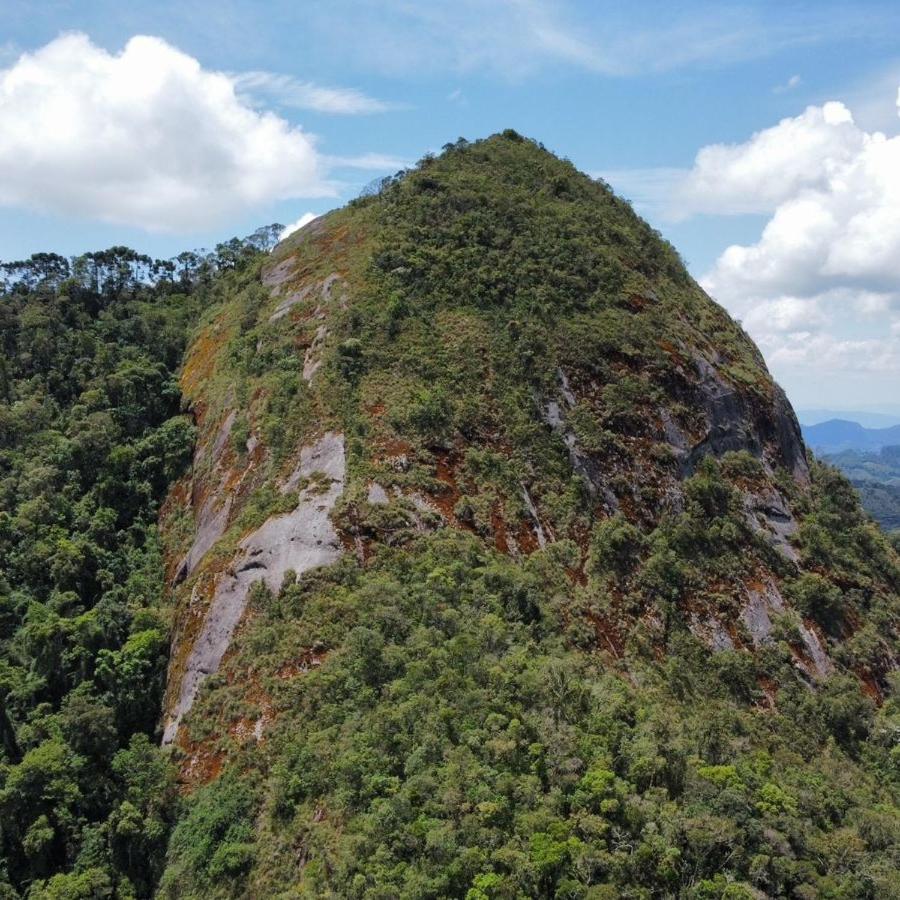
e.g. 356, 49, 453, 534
2, 1, 900, 411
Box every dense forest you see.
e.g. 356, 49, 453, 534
0, 133, 898, 900
0, 230, 279, 898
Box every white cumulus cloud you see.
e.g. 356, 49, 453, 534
683, 89, 900, 376
0, 33, 335, 231
327, 152, 411, 171
773, 73, 801, 94
279, 212, 319, 241
675, 101, 864, 218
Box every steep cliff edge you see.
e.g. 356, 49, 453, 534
158, 134, 900, 898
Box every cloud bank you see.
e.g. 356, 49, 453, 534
0, 34, 339, 231
678, 90, 900, 376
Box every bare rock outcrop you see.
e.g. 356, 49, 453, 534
684, 354, 808, 483
174, 410, 238, 583
740, 580, 833, 680
743, 487, 800, 563
163, 432, 346, 744
541, 368, 618, 512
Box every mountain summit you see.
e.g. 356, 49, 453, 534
155, 133, 899, 898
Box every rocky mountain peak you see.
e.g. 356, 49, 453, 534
154, 133, 898, 898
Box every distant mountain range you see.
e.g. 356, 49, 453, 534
802, 418, 900, 453
797, 408, 900, 428
804, 421, 900, 532
820, 445, 900, 532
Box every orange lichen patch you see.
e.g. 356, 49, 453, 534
803, 618, 831, 653
724, 619, 745, 650
788, 643, 816, 677
613, 488, 638, 522
571, 519, 592, 552
756, 675, 777, 708
222, 461, 248, 494
162, 571, 218, 716
339, 528, 364, 561
858, 671, 882, 703
656, 338, 688, 366
231, 709, 272, 745
567, 565, 588, 587
376, 436, 413, 459
433, 449, 459, 487
317, 222, 352, 253
429, 450, 464, 522
589, 612, 624, 658
515, 519, 539, 555
181, 322, 230, 402
161, 476, 191, 516
159, 477, 193, 577
175, 732, 225, 789
180, 666, 280, 786
837, 605, 863, 638
625, 294, 651, 312
276, 261, 316, 291
228, 678, 274, 745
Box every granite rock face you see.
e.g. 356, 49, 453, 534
739, 580, 833, 680
162, 432, 345, 744
174, 410, 238, 584
743, 486, 800, 563
685, 354, 808, 482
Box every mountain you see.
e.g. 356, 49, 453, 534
1, 133, 898, 899
797, 409, 900, 429
826, 445, 900, 485
803, 417, 900, 453
852, 480, 900, 533
822, 446, 900, 533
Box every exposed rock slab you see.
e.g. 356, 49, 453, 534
269, 283, 314, 322
281, 431, 344, 494
175, 494, 232, 584
540, 371, 617, 511
743, 488, 800, 563
682, 353, 809, 483
689, 614, 735, 652
685, 354, 761, 469
163, 432, 346, 744
303, 324, 328, 382
262, 257, 298, 293
740, 580, 832, 680
521, 484, 548, 549
174, 410, 238, 583
267, 272, 344, 324
211, 410, 236, 460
